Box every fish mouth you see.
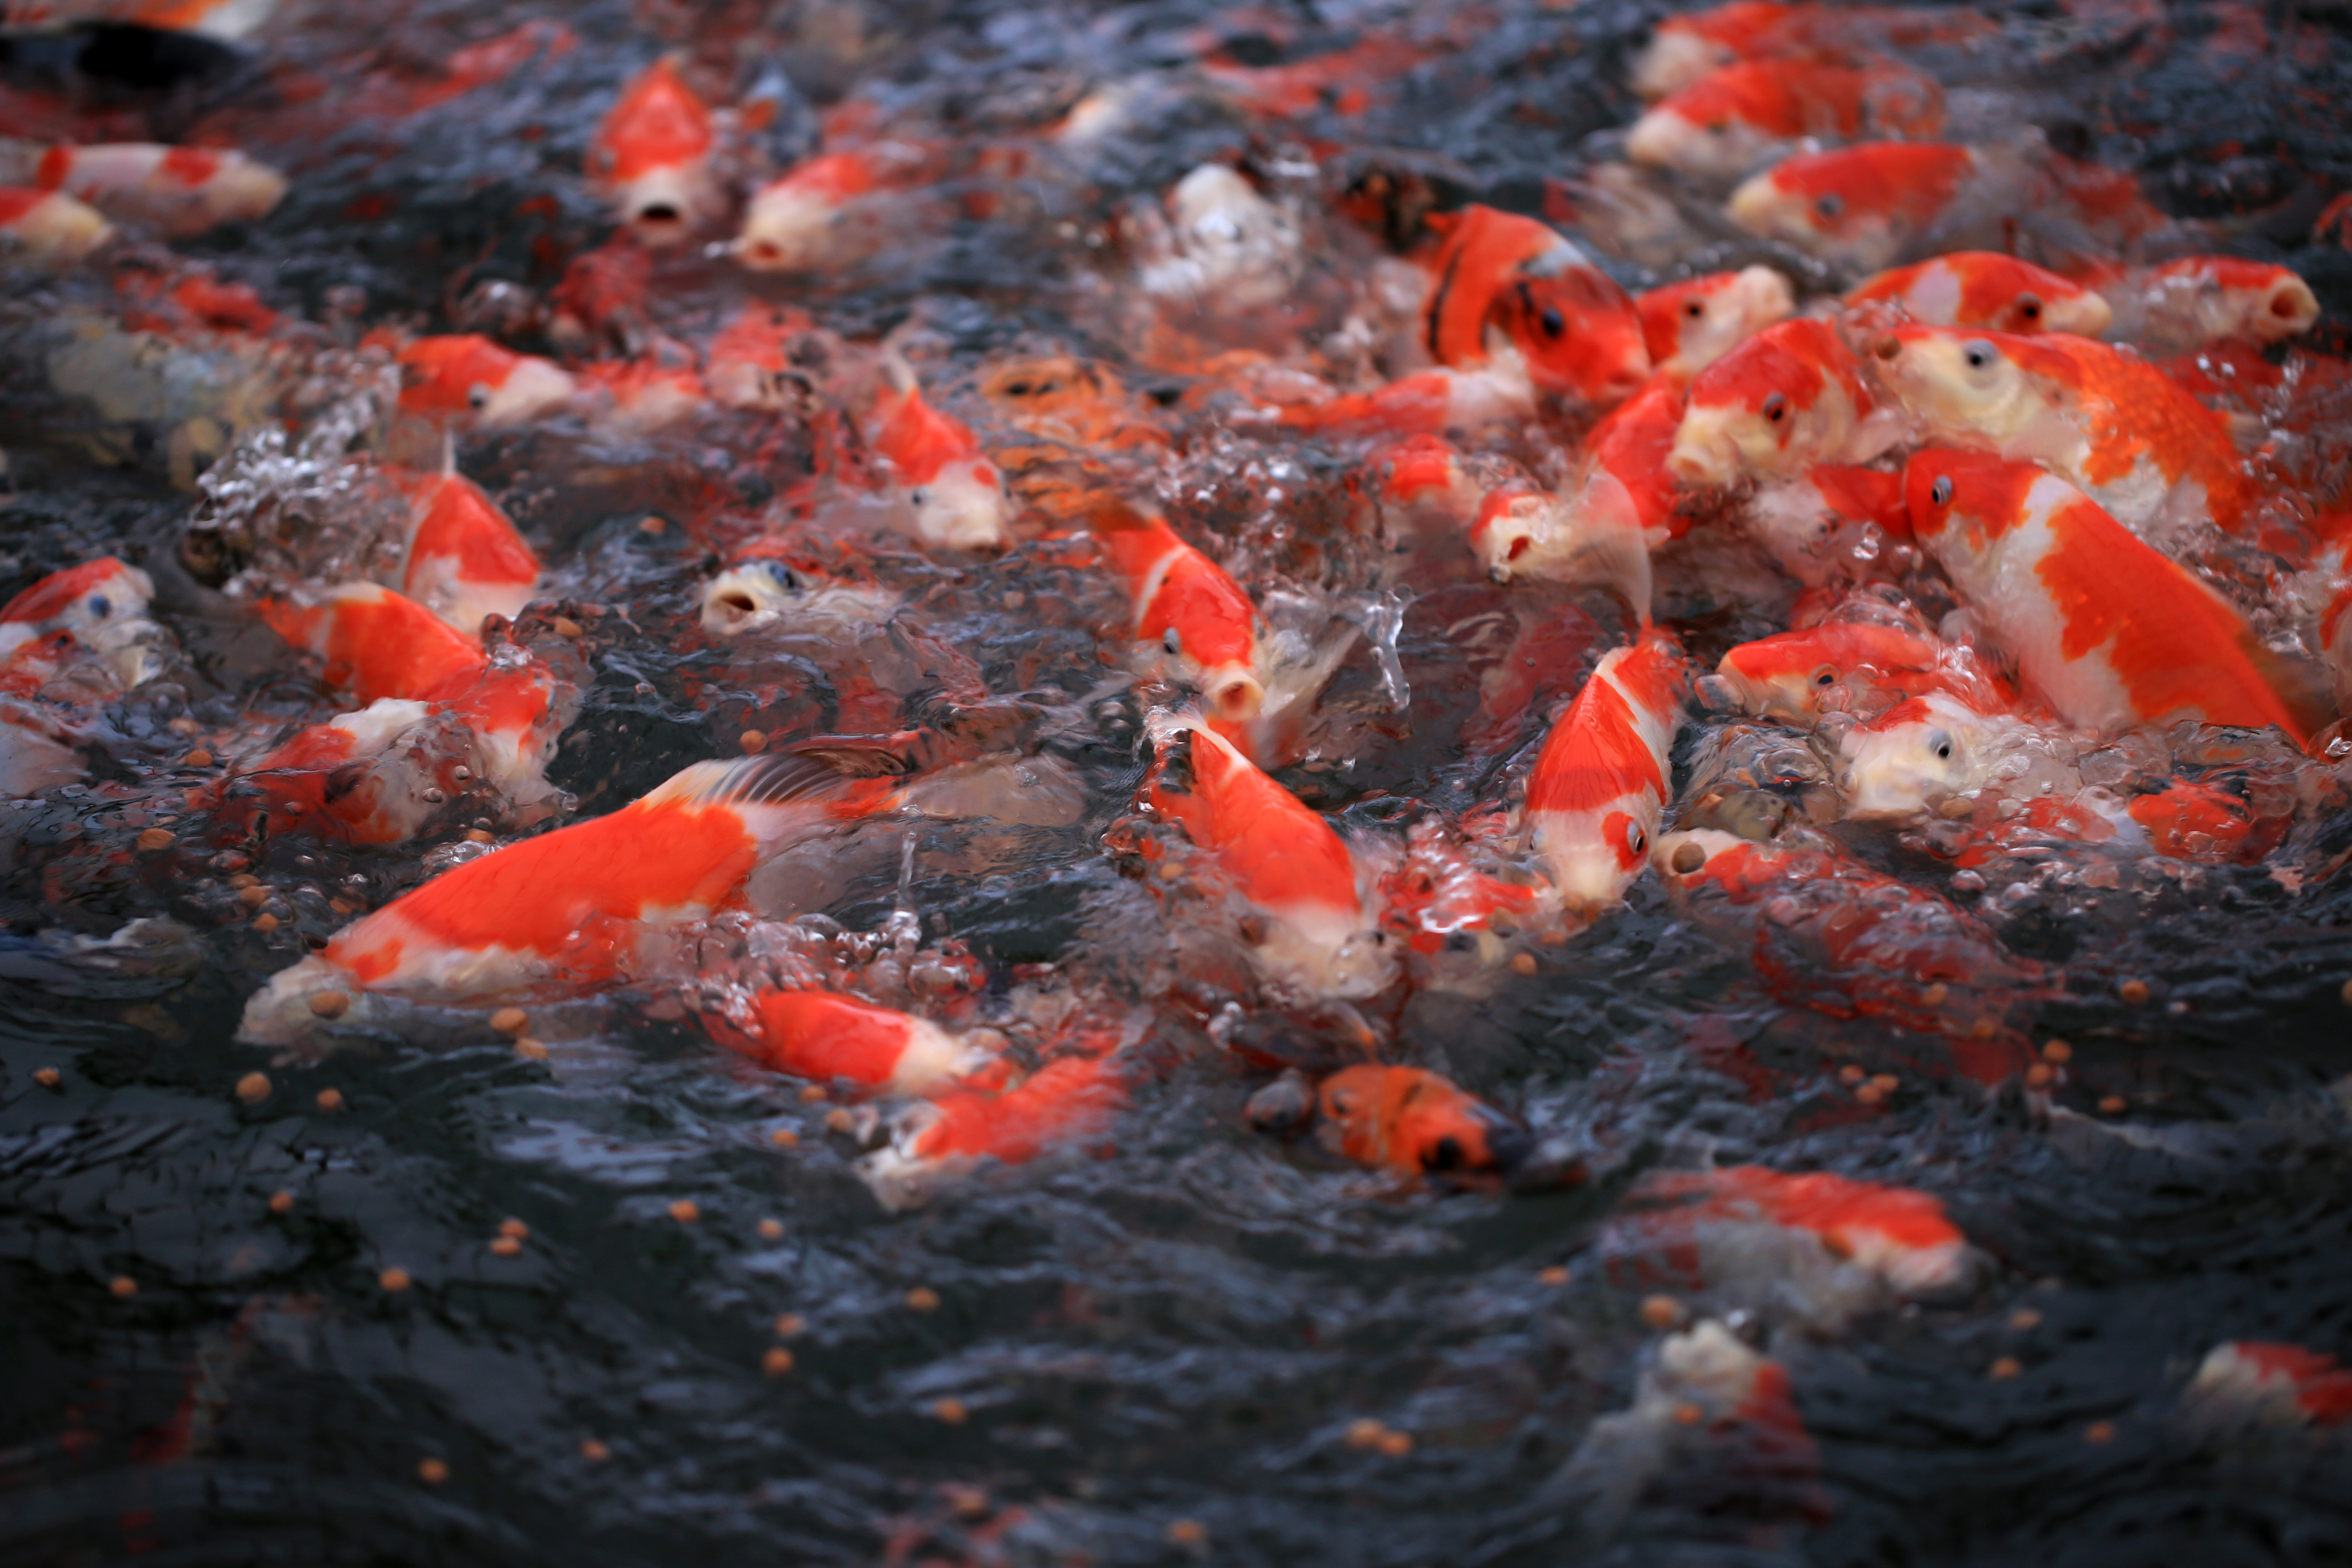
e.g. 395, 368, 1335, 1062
1203, 669, 1266, 724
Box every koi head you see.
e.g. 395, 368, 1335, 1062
0, 187, 113, 264
1315, 1064, 1530, 1175
1836, 694, 1992, 818
0, 558, 166, 690
398, 336, 577, 427
1868, 326, 2042, 449
734, 154, 877, 271
1487, 260, 1652, 407
700, 560, 801, 636
1533, 802, 1656, 916
1725, 144, 1975, 271
906, 455, 1010, 552
1630, 12, 1751, 100
1850, 253, 2112, 337
589, 58, 718, 244
2146, 257, 2320, 346
1667, 320, 1853, 488
1469, 486, 1556, 583
1716, 622, 1940, 721
1639, 266, 1794, 382
1625, 74, 1786, 182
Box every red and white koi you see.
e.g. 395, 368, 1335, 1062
1870, 326, 2260, 536
736, 146, 922, 273
701, 986, 998, 1096
1902, 448, 2306, 742
2184, 1342, 2352, 1432
1636, 266, 1794, 383
391, 470, 540, 636
395, 334, 578, 427
862, 1051, 1128, 1211
1418, 204, 1651, 408
0, 556, 167, 693
1834, 691, 2029, 819
1847, 251, 2112, 337
587, 56, 720, 246
1627, 59, 1943, 182
2088, 257, 2322, 356
1605, 1164, 1974, 1300
1631, 1, 1994, 101
1735, 462, 1910, 583
1725, 142, 1981, 272
238, 750, 903, 1041
865, 375, 1008, 551
1141, 710, 1388, 997
0, 184, 110, 262
0, 142, 284, 237
1093, 502, 1263, 725
255, 582, 487, 706
1473, 377, 1686, 615
1716, 614, 2007, 723
1524, 633, 1688, 914
1667, 318, 1883, 489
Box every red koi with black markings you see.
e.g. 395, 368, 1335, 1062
1420, 204, 1650, 407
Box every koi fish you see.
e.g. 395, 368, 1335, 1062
1627, 59, 1943, 182
0, 182, 109, 261
2184, 1342, 2352, 1431
1725, 142, 1980, 273
698, 559, 897, 640
1313, 1064, 1529, 1175
1366, 433, 1486, 545
1093, 502, 1262, 724
1834, 691, 2024, 819
1606, 1164, 1973, 1299
573, 353, 706, 434
701, 300, 823, 411
256, 582, 486, 705
1419, 204, 1650, 407
736, 148, 906, 273
237, 750, 901, 1042
1473, 377, 1685, 615
1274, 363, 1536, 439
2123, 778, 2288, 864
1636, 266, 1794, 383
1736, 462, 1910, 583
862, 1052, 1127, 1211
1652, 827, 2047, 1056
1631, 1, 1994, 101
701, 987, 995, 1095
587, 56, 719, 246
395, 334, 577, 427
865, 377, 1008, 551
1903, 448, 2307, 742
0, 142, 283, 237
0, 556, 168, 692
1524, 632, 1687, 914
1141, 710, 1388, 997
1846, 251, 2112, 337
1716, 617, 2003, 723
2090, 257, 2322, 355
1667, 318, 1881, 489
392, 470, 539, 636
1135, 163, 1302, 312
1869, 326, 2259, 536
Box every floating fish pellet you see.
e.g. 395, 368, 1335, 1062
236, 1072, 271, 1104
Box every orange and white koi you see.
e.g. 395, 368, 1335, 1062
2089, 257, 2321, 355
255, 582, 486, 705
1903, 448, 2306, 742
1667, 318, 1882, 489
2122, 778, 2289, 864
701, 987, 997, 1095
862, 1052, 1127, 1210
1473, 377, 1686, 615
1605, 1164, 1973, 1298
0, 142, 284, 237
1419, 204, 1650, 407
1093, 503, 1262, 725
238, 750, 902, 1041
1716, 616, 2006, 723
1313, 1065, 1529, 1176
1135, 163, 1303, 311
1871, 326, 2259, 536
2185, 1342, 2352, 1431
702, 300, 821, 412
1524, 633, 1687, 914
1652, 827, 2046, 1059
0, 183, 110, 262
587, 56, 719, 246
735, 146, 921, 273
395, 334, 577, 427
865, 376, 1008, 551
391, 470, 540, 635
1627, 59, 1943, 182
1846, 251, 2112, 337
1141, 710, 1388, 997
1725, 142, 1980, 272
1636, 266, 1794, 383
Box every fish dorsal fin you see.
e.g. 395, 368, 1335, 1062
789, 730, 932, 777
638, 750, 859, 810
2240, 636, 2334, 753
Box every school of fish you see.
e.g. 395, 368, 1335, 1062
6, 0, 2352, 1552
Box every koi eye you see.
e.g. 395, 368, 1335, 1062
1684, 299, 1705, 318
1164, 627, 1182, 655
909, 487, 930, 509
88, 595, 110, 618
467, 384, 491, 410
1813, 665, 1836, 687
1761, 391, 1787, 423
1815, 192, 1844, 220
1930, 475, 1952, 507
1623, 818, 1646, 855
1539, 306, 1566, 339
1929, 729, 1954, 761
2015, 292, 2042, 322
1961, 338, 1997, 372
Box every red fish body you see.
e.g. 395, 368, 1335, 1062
1095, 505, 1263, 725
5, 142, 283, 237
238, 752, 900, 1041
865, 380, 1008, 550
703, 987, 993, 1095
588, 57, 720, 246
1736, 462, 1910, 583
1637, 266, 1794, 383
1276, 364, 1537, 439
1847, 251, 2112, 337
1716, 616, 2008, 722
1524, 632, 1687, 914
1314, 1065, 1528, 1175
1874, 326, 2259, 536
0, 183, 110, 261
2186, 1342, 2352, 1431
1668, 318, 1880, 489
1142, 712, 1385, 996
1632, 1, 1994, 99
863, 1052, 1127, 1210
1725, 142, 1979, 272
1902, 448, 2305, 743
1628, 60, 1943, 181
1605, 1164, 1972, 1300
1473, 377, 1687, 615
257, 582, 487, 705
1420, 205, 1650, 407
393, 471, 540, 635
396, 334, 578, 427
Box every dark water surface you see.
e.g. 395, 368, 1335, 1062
6, 1, 2352, 1563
